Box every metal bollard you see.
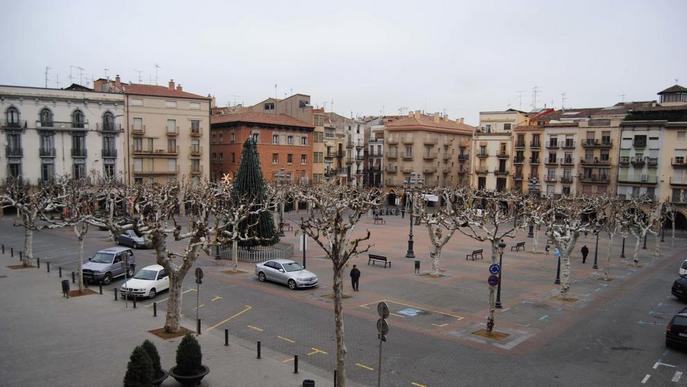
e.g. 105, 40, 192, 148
71, 271, 75, 284
114, 288, 118, 301
59, 267, 62, 278
334, 370, 337, 387
1, 244, 4, 254
196, 319, 201, 335
153, 302, 157, 317
294, 355, 299, 374
257, 341, 261, 359
47, 262, 50, 273
36, 257, 40, 268
11, 248, 14, 257
224, 328, 228, 346
19, 251, 22, 260
99, 283, 103, 295
133, 296, 136, 308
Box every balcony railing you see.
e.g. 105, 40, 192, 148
71, 148, 87, 158
618, 175, 657, 184
402, 136, 414, 144
190, 145, 202, 157
475, 167, 488, 174
423, 151, 437, 160
560, 157, 574, 165
513, 156, 526, 164
36, 120, 89, 130
167, 129, 178, 137
672, 158, 687, 168
544, 175, 557, 182
96, 123, 122, 132
6, 146, 23, 157
387, 137, 399, 145
131, 125, 146, 135
670, 177, 687, 186
496, 152, 509, 159
191, 165, 204, 175
631, 157, 645, 167
134, 166, 180, 176
647, 157, 658, 168
546, 142, 559, 149
423, 137, 438, 145
458, 154, 469, 161
1, 119, 26, 129
530, 141, 541, 148
190, 128, 203, 137
385, 165, 398, 173
560, 176, 573, 184
580, 175, 610, 183
402, 153, 413, 160
633, 140, 647, 148
477, 152, 489, 158
132, 146, 179, 156
494, 170, 509, 176
423, 166, 437, 174
582, 139, 613, 148
545, 158, 558, 166
101, 149, 117, 158
515, 141, 526, 149
514, 174, 524, 181
581, 158, 610, 166
39, 147, 56, 157
530, 157, 540, 165
386, 151, 398, 159
561, 141, 576, 149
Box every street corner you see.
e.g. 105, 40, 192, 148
448, 322, 536, 351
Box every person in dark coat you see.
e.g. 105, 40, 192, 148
350, 265, 361, 291
581, 245, 589, 264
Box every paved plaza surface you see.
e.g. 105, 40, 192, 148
0, 210, 686, 386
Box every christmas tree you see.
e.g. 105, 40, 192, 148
233, 137, 279, 247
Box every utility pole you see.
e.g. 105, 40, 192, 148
44, 66, 51, 88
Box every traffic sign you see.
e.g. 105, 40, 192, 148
377, 302, 390, 319
488, 274, 499, 287
376, 318, 389, 335
488, 264, 501, 275
195, 267, 204, 284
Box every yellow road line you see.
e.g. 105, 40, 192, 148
211, 296, 223, 302
277, 335, 296, 343
282, 357, 294, 363
146, 288, 196, 307
206, 305, 252, 332
412, 382, 427, 387
307, 347, 328, 356
356, 363, 374, 371
247, 325, 263, 332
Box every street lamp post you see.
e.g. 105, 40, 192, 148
405, 188, 415, 259
621, 236, 626, 258
661, 221, 665, 242
592, 230, 600, 270
643, 233, 647, 249
300, 218, 306, 269
527, 224, 534, 239
554, 250, 561, 285
495, 240, 507, 309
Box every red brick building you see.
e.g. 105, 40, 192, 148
210, 112, 314, 184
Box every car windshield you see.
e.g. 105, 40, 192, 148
283, 262, 303, 272
673, 316, 687, 326
91, 252, 113, 264
133, 270, 158, 280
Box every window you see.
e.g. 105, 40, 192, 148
73, 162, 86, 179
633, 135, 647, 147
191, 159, 200, 172
272, 153, 279, 164
251, 133, 259, 143
71, 135, 86, 157
301, 136, 307, 145
40, 134, 54, 156
485, 124, 492, 133
231, 131, 236, 143
516, 134, 525, 147
562, 186, 571, 195
191, 120, 200, 132
287, 136, 294, 145
133, 117, 143, 130
103, 136, 116, 157
219, 152, 223, 160
232, 153, 235, 163
264, 102, 275, 110
8, 163, 21, 178
287, 154, 293, 164
6, 107, 20, 127
168, 138, 176, 153
503, 123, 511, 131
301, 154, 307, 164
102, 112, 115, 131
479, 145, 487, 156
133, 158, 142, 172
165, 101, 177, 108
189, 102, 200, 110
405, 145, 413, 157
72, 110, 85, 128
40, 108, 53, 127
41, 161, 54, 182
602, 131, 611, 145
103, 161, 115, 178
167, 119, 176, 133
585, 149, 594, 161
168, 159, 177, 172
600, 150, 610, 161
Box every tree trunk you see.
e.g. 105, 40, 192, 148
232, 241, 238, 271
654, 232, 660, 258
531, 227, 539, 254
430, 243, 442, 276
333, 268, 347, 387
486, 241, 498, 333
559, 232, 578, 296
672, 216, 676, 247
77, 233, 85, 292
165, 273, 183, 333
23, 226, 33, 267
633, 235, 641, 266
603, 234, 613, 281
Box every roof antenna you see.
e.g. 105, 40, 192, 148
531, 86, 539, 110
44, 66, 50, 88
561, 92, 567, 111
104, 67, 109, 81
134, 69, 142, 83
516, 90, 524, 110
274, 84, 277, 99
618, 94, 625, 103
154, 64, 160, 85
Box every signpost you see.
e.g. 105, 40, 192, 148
487, 274, 499, 287
195, 267, 203, 329
488, 264, 501, 275
376, 302, 389, 387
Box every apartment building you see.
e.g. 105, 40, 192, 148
344, 119, 366, 187
365, 116, 386, 188
511, 109, 554, 193
312, 108, 327, 184
472, 109, 528, 190
210, 111, 314, 184
0, 84, 125, 184
94, 77, 211, 184
384, 112, 473, 188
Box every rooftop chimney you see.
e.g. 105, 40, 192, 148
114, 75, 121, 88
459, 117, 464, 124
176, 84, 182, 91
168, 79, 175, 90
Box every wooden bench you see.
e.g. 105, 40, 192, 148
368, 254, 391, 268
465, 249, 484, 261
511, 241, 526, 251
373, 216, 386, 225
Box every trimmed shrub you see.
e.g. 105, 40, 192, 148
141, 340, 163, 379
123, 346, 153, 387
175, 334, 202, 376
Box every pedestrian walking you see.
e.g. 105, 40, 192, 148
581, 245, 589, 264
350, 265, 361, 292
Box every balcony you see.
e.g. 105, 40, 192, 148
515, 141, 526, 149
71, 148, 87, 158
633, 140, 647, 148
630, 157, 645, 168
670, 177, 687, 186
166, 129, 178, 137
190, 145, 202, 157
475, 166, 488, 174
387, 137, 399, 145
514, 174, 524, 181
459, 140, 471, 148
496, 152, 509, 159
544, 175, 557, 183
561, 141, 576, 149
190, 128, 203, 137
131, 125, 146, 135
96, 123, 122, 132
402, 166, 414, 174
132, 146, 179, 156
345, 157, 353, 165
458, 154, 469, 161
2, 119, 25, 129
618, 175, 657, 185
423, 151, 437, 160
582, 139, 613, 148
672, 158, 687, 168
346, 140, 354, 149
355, 154, 364, 161
494, 170, 509, 176
619, 158, 630, 167
423, 166, 437, 174
442, 167, 451, 174
133, 166, 180, 176
560, 157, 574, 166
580, 175, 610, 183
545, 158, 558, 166
39, 147, 56, 157
101, 148, 117, 158
530, 157, 540, 165
530, 141, 541, 149
324, 152, 335, 160
385, 165, 398, 174
560, 176, 573, 184
36, 120, 89, 130
513, 156, 525, 165
477, 152, 489, 159
190, 165, 204, 176
580, 158, 610, 166
402, 136, 414, 145
647, 157, 658, 168
546, 142, 559, 149
402, 153, 413, 161
386, 151, 398, 159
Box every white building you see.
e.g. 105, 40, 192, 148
0, 85, 126, 184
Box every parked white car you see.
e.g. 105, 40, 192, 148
680, 260, 687, 276
120, 264, 169, 298
255, 259, 318, 290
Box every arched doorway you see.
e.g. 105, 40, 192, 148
387, 190, 397, 206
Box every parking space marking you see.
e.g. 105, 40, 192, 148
197, 304, 205, 309
355, 363, 374, 371
282, 357, 294, 363
672, 371, 683, 383
411, 383, 426, 387
359, 298, 464, 320
432, 323, 448, 327
211, 296, 223, 302
247, 325, 263, 332
146, 288, 196, 307
653, 361, 676, 369
206, 304, 252, 332
277, 335, 296, 344
390, 313, 406, 318
307, 347, 328, 356
539, 315, 549, 321
641, 374, 650, 384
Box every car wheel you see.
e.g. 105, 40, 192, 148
149, 288, 156, 299
288, 279, 297, 290
102, 273, 112, 285
258, 272, 266, 282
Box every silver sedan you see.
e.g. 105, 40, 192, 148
255, 259, 318, 290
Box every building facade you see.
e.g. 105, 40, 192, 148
0, 85, 126, 184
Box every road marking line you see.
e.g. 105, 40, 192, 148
641, 374, 650, 384
146, 288, 195, 307
206, 305, 252, 332
499, 307, 511, 313
282, 357, 294, 363
539, 315, 549, 321
411, 383, 426, 387
672, 371, 683, 383
390, 313, 405, 318
211, 296, 223, 302
278, 335, 296, 343
307, 347, 328, 356
247, 325, 263, 332
359, 298, 464, 320
355, 363, 374, 371
594, 288, 601, 292
432, 323, 448, 327
197, 304, 205, 309
653, 361, 676, 369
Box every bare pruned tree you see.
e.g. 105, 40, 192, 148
596, 196, 626, 280
521, 195, 547, 254
297, 184, 381, 387
626, 197, 661, 266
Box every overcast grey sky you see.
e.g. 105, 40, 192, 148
1, 0, 685, 123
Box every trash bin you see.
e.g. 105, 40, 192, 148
414, 260, 420, 274
61, 279, 70, 297
302, 380, 315, 387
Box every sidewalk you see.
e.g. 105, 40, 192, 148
0, 257, 348, 387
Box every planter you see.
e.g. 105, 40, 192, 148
152, 369, 169, 387
169, 365, 210, 386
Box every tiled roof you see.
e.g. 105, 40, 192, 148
211, 111, 314, 128
122, 84, 209, 99
386, 114, 474, 134
658, 84, 687, 94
